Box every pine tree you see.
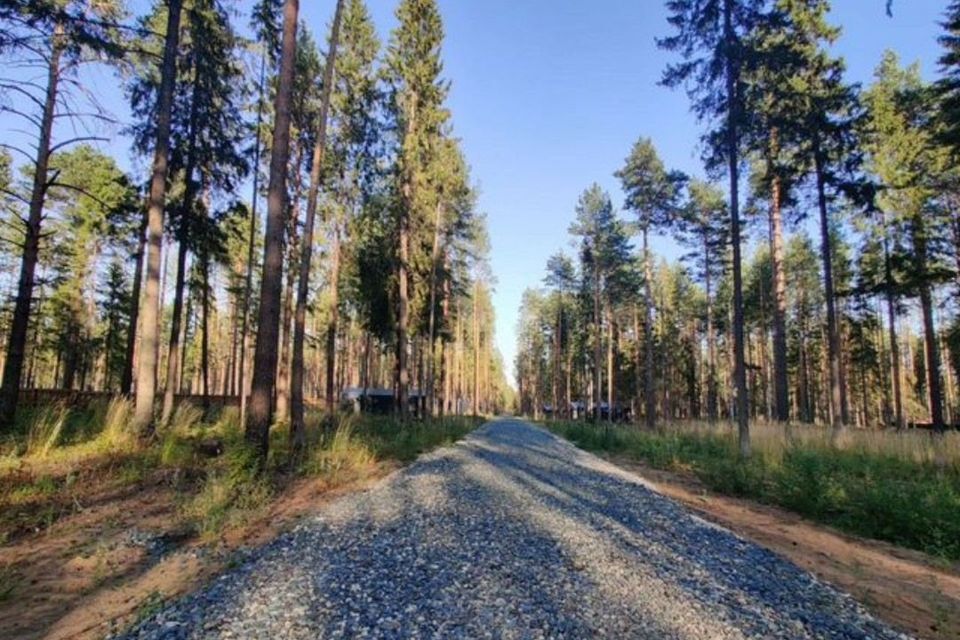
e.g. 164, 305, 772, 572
616, 137, 684, 428
677, 179, 729, 421
659, 0, 767, 455
129, 0, 248, 425
246, 0, 300, 460
773, 0, 861, 434
100, 259, 132, 392
544, 253, 576, 418
132, 0, 185, 434
290, 0, 346, 452
937, 1, 960, 155
0, 0, 127, 426
569, 184, 632, 423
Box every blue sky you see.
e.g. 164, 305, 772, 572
380, 0, 946, 385
2, 0, 949, 387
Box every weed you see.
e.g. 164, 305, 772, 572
25, 404, 69, 457
133, 590, 166, 624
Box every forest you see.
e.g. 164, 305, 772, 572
0, 0, 511, 463
515, 1, 960, 451
2, 0, 960, 638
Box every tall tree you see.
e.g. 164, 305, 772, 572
245, 0, 300, 459
784, 0, 861, 434
569, 184, 632, 424
544, 252, 576, 418
290, 0, 345, 452
866, 53, 952, 432
659, 0, 767, 456
128, 0, 249, 425
127, 0, 185, 433
677, 179, 728, 421
385, 0, 448, 417
616, 136, 684, 428
0, 0, 125, 425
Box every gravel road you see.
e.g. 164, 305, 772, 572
121, 419, 910, 639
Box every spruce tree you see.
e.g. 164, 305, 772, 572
385, 0, 448, 417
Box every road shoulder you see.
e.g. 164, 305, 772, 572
604, 455, 960, 640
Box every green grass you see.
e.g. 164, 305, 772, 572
546, 419, 960, 561
1, 397, 482, 543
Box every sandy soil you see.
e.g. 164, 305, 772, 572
607, 455, 960, 640
0, 464, 397, 640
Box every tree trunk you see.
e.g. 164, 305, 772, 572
593, 260, 602, 424
0, 22, 64, 426
814, 143, 844, 437
642, 227, 656, 428
239, 54, 267, 428
472, 283, 480, 416
913, 216, 946, 433
426, 201, 444, 417
325, 230, 341, 417
245, 0, 300, 458
705, 234, 718, 421
723, 0, 749, 456
132, 3, 183, 434
768, 142, 789, 422
397, 90, 418, 418
439, 270, 450, 416
201, 252, 210, 413
290, 0, 343, 451
607, 304, 615, 422
122, 215, 147, 395
161, 242, 189, 424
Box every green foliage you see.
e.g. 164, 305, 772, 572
548, 420, 960, 559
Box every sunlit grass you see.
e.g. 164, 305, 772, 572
547, 419, 960, 560
1, 397, 481, 542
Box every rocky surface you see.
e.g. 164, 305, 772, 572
120, 419, 909, 639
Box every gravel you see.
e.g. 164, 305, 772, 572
120, 419, 911, 639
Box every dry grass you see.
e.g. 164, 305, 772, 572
666, 420, 960, 469
549, 419, 960, 559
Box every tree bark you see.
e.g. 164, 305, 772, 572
239, 54, 267, 427
814, 142, 844, 436
472, 282, 480, 416
161, 242, 189, 424
723, 0, 749, 456
426, 201, 444, 417
132, 2, 183, 434
245, 0, 300, 458
201, 251, 210, 413
768, 139, 789, 422
121, 215, 147, 395
705, 233, 718, 422
291, 0, 343, 450
593, 258, 602, 424
913, 216, 946, 432
324, 230, 341, 417
0, 22, 63, 425
397, 90, 417, 419
642, 227, 656, 428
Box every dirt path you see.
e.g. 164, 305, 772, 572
607, 456, 960, 640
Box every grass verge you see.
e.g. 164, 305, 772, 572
546, 419, 960, 560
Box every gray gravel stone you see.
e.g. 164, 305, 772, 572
118, 419, 912, 639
